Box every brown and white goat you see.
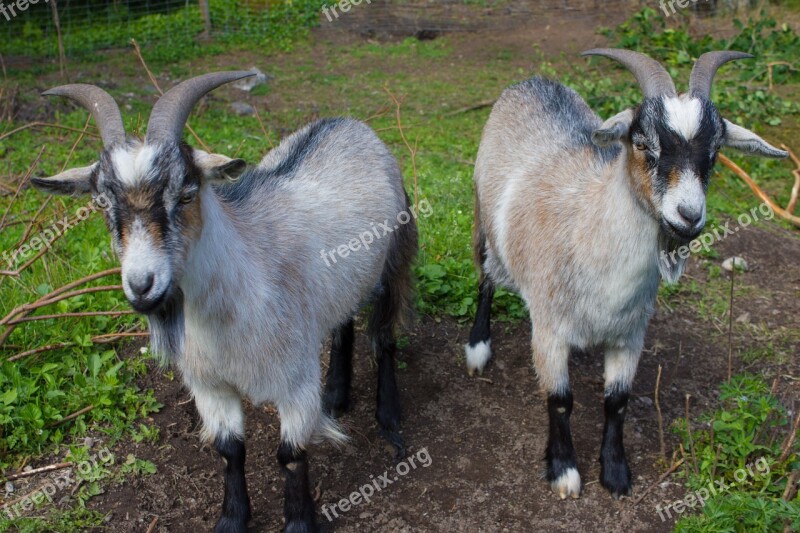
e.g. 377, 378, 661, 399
32, 73, 418, 532
465, 50, 786, 499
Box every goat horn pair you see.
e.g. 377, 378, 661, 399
581, 48, 752, 99
43, 71, 255, 148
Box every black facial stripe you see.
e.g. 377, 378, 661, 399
95, 142, 202, 246
633, 97, 723, 195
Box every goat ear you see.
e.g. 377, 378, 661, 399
194, 150, 247, 183
591, 109, 634, 148
722, 119, 788, 159
30, 164, 95, 195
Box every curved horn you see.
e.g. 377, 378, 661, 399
43, 84, 126, 147
582, 48, 676, 98
145, 71, 256, 144
689, 51, 752, 99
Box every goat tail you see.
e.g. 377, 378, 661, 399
369, 191, 419, 341
472, 190, 486, 269
313, 413, 349, 447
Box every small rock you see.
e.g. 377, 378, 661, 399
735, 312, 751, 323
232, 67, 273, 92
5, 481, 14, 494
722, 256, 748, 272
638, 396, 654, 407
230, 102, 256, 116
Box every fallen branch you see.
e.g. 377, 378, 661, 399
7, 332, 148, 363
0, 269, 122, 344
0, 122, 100, 143
4, 461, 72, 482
146, 517, 159, 533
778, 411, 800, 464
784, 144, 800, 214
442, 99, 496, 117
783, 470, 800, 502
718, 152, 800, 228
7, 310, 135, 325
0, 146, 45, 232
46, 404, 95, 428
655, 364, 666, 461
633, 453, 684, 505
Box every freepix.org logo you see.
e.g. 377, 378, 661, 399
1, 0, 49, 23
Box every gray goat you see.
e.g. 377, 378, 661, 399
32, 72, 418, 532
465, 49, 786, 500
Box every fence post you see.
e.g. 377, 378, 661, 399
199, 0, 212, 40
49, 0, 67, 78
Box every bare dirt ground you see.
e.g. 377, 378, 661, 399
20, 2, 797, 531
91, 222, 800, 533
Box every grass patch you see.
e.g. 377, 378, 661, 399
670, 374, 800, 532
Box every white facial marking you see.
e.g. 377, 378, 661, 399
663, 96, 702, 141
121, 217, 170, 303
662, 170, 706, 232
111, 145, 158, 187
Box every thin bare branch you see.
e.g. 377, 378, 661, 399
719, 153, 800, 228
130, 38, 211, 152
0, 122, 100, 143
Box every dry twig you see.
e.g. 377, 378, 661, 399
4, 461, 72, 482
655, 364, 666, 461
383, 86, 419, 208
719, 152, 800, 228
633, 452, 684, 505
131, 39, 211, 152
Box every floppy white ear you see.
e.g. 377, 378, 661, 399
723, 119, 788, 158
30, 164, 96, 195
591, 109, 634, 147
193, 150, 247, 183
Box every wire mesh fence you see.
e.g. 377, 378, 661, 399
0, 0, 330, 59
0, 0, 767, 61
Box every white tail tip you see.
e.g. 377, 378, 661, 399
465, 340, 492, 376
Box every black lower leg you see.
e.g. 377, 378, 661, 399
468, 276, 494, 347
545, 391, 579, 494
323, 319, 354, 417
375, 328, 405, 457
277, 442, 317, 533
214, 436, 251, 533
600, 389, 632, 498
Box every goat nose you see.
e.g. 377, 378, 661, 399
677, 204, 702, 226
129, 273, 154, 297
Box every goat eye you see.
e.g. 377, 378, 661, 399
634, 142, 648, 152
179, 192, 196, 204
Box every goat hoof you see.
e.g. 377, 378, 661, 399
600, 459, 632, 499
379, 428, 406, 460
550, 467, 581, 500
322, 390, 350, 418
285, 519, 319, 533
214, 515, 248, 533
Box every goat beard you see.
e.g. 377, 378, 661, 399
657, 230, 689, 285
146, 289, 185, 365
